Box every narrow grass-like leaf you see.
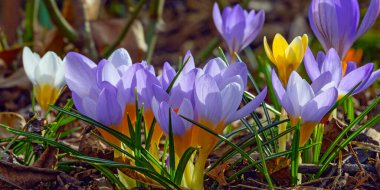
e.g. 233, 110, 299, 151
319, 96, 380, 164
51, 105, 170, 177
72, 155, 181, 190
226, 143, 319, 182
316, 113, 380, 177
290, 119, 301, 185
168, 109, 176, 179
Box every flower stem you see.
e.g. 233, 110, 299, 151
279, 107, 287, 152
190, 151, 208, 190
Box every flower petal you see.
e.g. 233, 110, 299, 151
272, 34, 288, 66
271, 70, 295, 116
22, 47, 40, 83
212, 3, 223, 35
320, 48, 342, 84
96, 82, 123, 126
355, 0, 380, 40
301, 87, 337, 123
304, 47, 321, 81
64, 52, 98, 96
107, 48, 132, 74
263, 36, 276, 64
287, 71, 315, 116
338, 63, 373, 94
194, 74, 222, 125
227, 87, 267, 124
311, 71, 333, 93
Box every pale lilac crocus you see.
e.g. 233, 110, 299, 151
309, 0, 380, 58
193, 59, 266, 189
272, 70, 338, 146
213, 3, 265, 54
304, 48, 380, 98
153, 57, 267, 189
64, 48, 157, 147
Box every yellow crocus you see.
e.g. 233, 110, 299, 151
264, 34, 308, 84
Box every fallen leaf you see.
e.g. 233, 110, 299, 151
32, 147, 58, 169
0, 69, 31, 89
0, 160, 80, 189
0, 112, 25, 138
207, 161, 230, 185
90, 19, 147, 60
0, 48, 22, 66
265, 157, 291, 186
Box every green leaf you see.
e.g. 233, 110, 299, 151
319, 95, 380, 164
168, 109, 176, 179
290, 119, 301, 185
174, 147, 198, 185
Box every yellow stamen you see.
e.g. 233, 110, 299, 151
34, 84, 59, 111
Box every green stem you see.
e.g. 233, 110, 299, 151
146, 0, 165, 64
195, 38, 221, 63
102, 0, 146, 57
24, 0, 39, 42
43, 0, 79, 43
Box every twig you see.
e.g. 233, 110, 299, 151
24, 0, 38, 42
102, 0, 146, 57
43, 0, 79, 43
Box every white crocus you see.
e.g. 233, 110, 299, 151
22, 47, 65, 111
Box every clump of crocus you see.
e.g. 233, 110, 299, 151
272, 70, 337, 146
304, 48, 380, 99
64, 48, 162, 149
309, 0, 380, 58
22, 47, 65, 112
264, 34, 308, 85
213, 3, 265, 56
64, 49, 131, 147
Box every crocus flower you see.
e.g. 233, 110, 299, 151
309, 0, 380, 58
304, 48, 380, 98
193, 59, 266, 189
264, 34, 308, 85
213, 3, 265, 54
64, 49, 129, 145
22, 47, 65, 112
158, 50, 196, 91
272, 70, 337, 146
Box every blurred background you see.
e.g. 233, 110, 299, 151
0, 0, 379, 113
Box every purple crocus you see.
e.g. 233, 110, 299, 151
64, 49, 131, 126
213, 3, 265, 54
64, 48, 162, 145
152, 58, 267, 189
272, 70, 338, 146
309, 0, 380, 58
304, 48, 380, 97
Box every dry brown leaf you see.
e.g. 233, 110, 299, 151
0, 112, 25, 138
0, 160, 79, 189
265, 157, 291, 186
32, 147, 58, 169
207, 161, 230, 185
0, 48, 21, 66
321, 117, 347, 153
0, 69, 31, 89
90, 19, 147, 60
